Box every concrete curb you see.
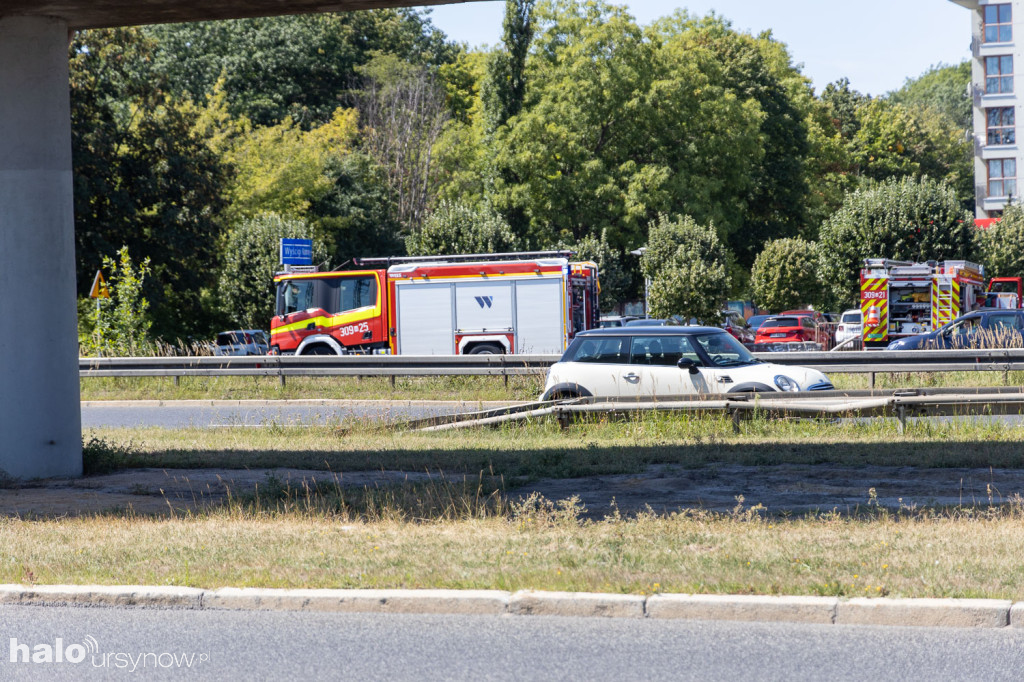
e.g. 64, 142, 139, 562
204, 588, 508, 615
646, 594, 838, 624
836, 597, 1011, 628
0, 584, 203, 609
508, 590, 644, 618
0, 585, 1020, 628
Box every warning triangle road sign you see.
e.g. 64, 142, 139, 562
89, 270, 110, 299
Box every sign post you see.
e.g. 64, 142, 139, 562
89, 270, 110, 354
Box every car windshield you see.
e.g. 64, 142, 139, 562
693, 332, 758, 367
841, 312, 861, 324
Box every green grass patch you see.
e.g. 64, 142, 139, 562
82, 410, 1024, 480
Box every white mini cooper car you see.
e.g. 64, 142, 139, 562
541, 326, 833, 400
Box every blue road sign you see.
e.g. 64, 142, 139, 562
280, 238, 313, 265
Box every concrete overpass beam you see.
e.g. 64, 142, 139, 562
0, 15, 82, 479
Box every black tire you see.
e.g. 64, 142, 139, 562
305, 344, 338, 356
467, 343, 504, 355
548, 391, 579, 401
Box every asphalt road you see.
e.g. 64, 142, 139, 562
3, 606, 1024, 681
79, 401, 501, 429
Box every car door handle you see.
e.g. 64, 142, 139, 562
717, 376, 733, 383
622, 372, 640, 383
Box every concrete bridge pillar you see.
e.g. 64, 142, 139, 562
0, 16, 82, 479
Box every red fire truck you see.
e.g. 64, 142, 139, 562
270, 251, 600, 356
860, 258, 986, 348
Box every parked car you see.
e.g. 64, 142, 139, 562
540, 327, 833, 400
835, 309, 863, 347
213, 330, 269, 356
624, 318, 668, 326
886, 310, 1024, 350
746, 314, 773, 332
599, 315, 638, 328
754, 313, 832, 351
719, 309, 756, 347
779, 309, 834, 348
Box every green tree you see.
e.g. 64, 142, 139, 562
490, 1, 763, 250
224, 108, 360, 223
549, 230, 632, 312
356, 54, 451, 233
70, 28, 229, 341
750, 238, 821, 311
217, 213, 327, 331
483, 0, 535, 133
309, 153, 404, 263
889, 61, 972, 130
406, 201, 520, 255
640, 214, 730, 323
818, 176, 973, 308
81, 247, 154, 356
145, 11, 458, 128
975, 204, 1024, 278
654, 13, 813, 265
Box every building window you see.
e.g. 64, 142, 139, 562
987, 107, 1016, 145
985, 4, 1013, 43
986, 56, 1014, 94
988, 159, 1017, 197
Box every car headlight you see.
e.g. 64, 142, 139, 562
774, 375, 799, 392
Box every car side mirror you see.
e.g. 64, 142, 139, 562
677, 358, 700, 374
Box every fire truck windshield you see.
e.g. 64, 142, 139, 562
277, 275, 378, 316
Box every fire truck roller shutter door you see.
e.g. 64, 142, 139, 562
454, 281, 514, 333
395, 281, 455, 355
515, 278, 566, 354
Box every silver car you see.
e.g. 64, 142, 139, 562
213, 330, 269, 356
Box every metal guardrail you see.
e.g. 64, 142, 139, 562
415, 388, 1024, 433
78, 354, 557, 383
78, 349, 1024, 380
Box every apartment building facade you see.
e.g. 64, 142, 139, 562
950, 0, 1021, 219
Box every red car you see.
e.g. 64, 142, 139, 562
755, 312, 833, 350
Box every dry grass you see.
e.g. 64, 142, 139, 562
80, 373, 547, 402
4, 500, 1024, 598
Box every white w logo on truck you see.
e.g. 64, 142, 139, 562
474, 296, 493, 308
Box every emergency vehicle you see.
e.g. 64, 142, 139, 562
270, 251, 600, 356
860, 259, 986, 348
986, 276, 1024, 308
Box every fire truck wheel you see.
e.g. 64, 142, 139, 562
467, 343, 504, 355
305, 345, 339, 356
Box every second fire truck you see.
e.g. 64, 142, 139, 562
270, 251, 600, 356
860, 258, 987, 348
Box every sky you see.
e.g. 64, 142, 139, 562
418, 0, 973, 96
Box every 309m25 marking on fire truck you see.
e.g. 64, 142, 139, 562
335, 321, 371, 337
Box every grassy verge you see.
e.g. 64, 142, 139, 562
79, 369, 1024, 402
7, 414, 1024, 596
5, 501, 1024, 598
79, 374, 547, 402
83, 412, 1024, 479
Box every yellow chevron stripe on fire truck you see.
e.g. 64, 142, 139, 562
931, 278, 959, 329
861, 277, 888, 341
272, 306, 377, 337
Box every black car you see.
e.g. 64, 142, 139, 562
886, 310, 1024, 350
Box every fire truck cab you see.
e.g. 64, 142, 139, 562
860, 259, 986, 349
270, 252, 600, 356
